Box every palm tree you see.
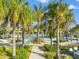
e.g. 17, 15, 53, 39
0, 0, 5, 21
70, 24, 79, 38
70, 24, 79, 33
7, 0, 20, 57
48, 0, 74, 59
18, 2, 33, 46
34, 5, 45, 41
47, 18, 53, 46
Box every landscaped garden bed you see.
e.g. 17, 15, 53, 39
43, 44, 56, 59
32, 37, 45, 44
43, 44, 73, 59
60, 43, 79, 52
0, 45, 32, 59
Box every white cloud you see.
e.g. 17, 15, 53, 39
75, 0, 79, 2
69, 5, 79, 9
36, 0, 49, 3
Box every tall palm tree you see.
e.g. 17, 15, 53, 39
0, 0, 5, 21
48, 0, 74, 59
7, 0, 20, 57
34, 5, 45, 41
18, 2, 33, 46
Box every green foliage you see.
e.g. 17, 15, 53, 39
59, 39, 69, 43
32, 38, 44, 44
5, 46, 12, 56
53, 40, 69, 43
0, 46, 5, 54
34, 5, 45, 21
43, 44, 73, 59
0, 46, 12, 56
16, 39, 22, 42
0, 46, 31, 59
44, 51, 54, 59
10, 39, 22, 43
60, 46, 68, 52
24, 45, 31, 50
74, 35, 77, 37
14, 46, 31, 59
61, 55, 72, 59
0, 0, 5, 20
43, 44, 56, 59
43, 44, 56, 52
47, 0, 74, 38
6, 26, 11, 32
70, 24, 79, 33
64, 55, 72, 59
60, 44, 79, 52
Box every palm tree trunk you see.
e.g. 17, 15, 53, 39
17, 26, 20, 40
37, 27, 39, 40
12, 23, 16, 57
49, 20, 53, 46
3, 27, 6, 39
56, 20, 60, 59
22, 28, 25, 46
37, 22, 40, 40
50, 31, 53, 46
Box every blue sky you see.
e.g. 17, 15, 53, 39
27, 0, 79, 24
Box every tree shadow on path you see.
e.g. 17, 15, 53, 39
30, 51, 45, 57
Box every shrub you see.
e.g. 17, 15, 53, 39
60, 46, 68, 52
65, 55, 72, 59
43, 44, 56, 52
16, 39, 22, 42
60, 44, 79, 52
59, 39, 69, 43
24, 45, 31, 50
44, 51, 54, 59
0, 46, 4, 53
10, 39, 22, 43
32, 37, 44, 44
0, 46, 12, 58
0, 46, 31, 59
5, 46, 12, 56
43, 44, 56, 59
61, 55, 72, 59
14, 46, 31, 59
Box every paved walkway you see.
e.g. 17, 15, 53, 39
29, 45, 45, 59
